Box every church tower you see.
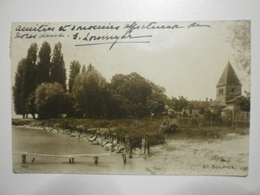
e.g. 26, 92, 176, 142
216, 61, 242, 102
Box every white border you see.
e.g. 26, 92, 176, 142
1, 1, 260, 194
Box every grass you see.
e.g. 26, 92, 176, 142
12, 117, 249, 141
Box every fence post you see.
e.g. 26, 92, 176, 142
93, 156, 99, 164
21, 154, 26, 164
122, 153, 127, 164
141, 138, 146, 154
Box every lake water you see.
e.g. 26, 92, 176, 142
12, 126, 150, 174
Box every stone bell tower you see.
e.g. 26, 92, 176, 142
216, 61, 242, 102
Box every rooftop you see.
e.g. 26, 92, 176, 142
217, 61, 242, 87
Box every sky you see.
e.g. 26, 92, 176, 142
11, 21, 250, 103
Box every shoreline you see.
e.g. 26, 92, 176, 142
12, 119, 249, 175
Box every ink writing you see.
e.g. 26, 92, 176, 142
14, 22, 211, 48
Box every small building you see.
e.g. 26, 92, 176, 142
183, 100, 210, 117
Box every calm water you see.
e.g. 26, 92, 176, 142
12, 126, 149, 174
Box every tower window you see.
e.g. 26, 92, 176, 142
219, 88, 224, 95
231, 88, 235, 93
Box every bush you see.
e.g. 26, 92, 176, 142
160, 119, 180, 134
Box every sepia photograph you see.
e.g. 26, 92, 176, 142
11, 21, 250, 175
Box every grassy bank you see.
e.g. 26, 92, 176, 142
12, 117, 249, 140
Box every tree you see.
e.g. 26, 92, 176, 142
112, 72, 153, 118
110, 74, 126, 90
117, 72, 152, 104
109, 72, 167, 118
13, 58, 26, 116
106, 91, 133, 119
25, 91, 36, 119
203, 108, 212, 120
228, 21, 251, 75
37, 41, 51, 85
82, 64, 86, 73
50, 42, 66, 90
171, 96, 189, 112
21, 43, 38, 118
68, 60, 81, 93
236, 93, 250, 113
35, 82, 72, 119
73, 64, 107, 118
236, 92, 250, 121
13, 43, 38, 118
147, 82, 167, 117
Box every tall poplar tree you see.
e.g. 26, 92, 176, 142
50, 42, 66, 90
82, 64, 86, 73
13, 58, 26, 116
37, 41, 51, 85
68, 60, 81, 93
21, 43, 38, 118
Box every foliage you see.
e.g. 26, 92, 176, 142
35, 82, 73, 119
13, 43, 166, 120
147, 82, 167, 117
37, 41, 51, 85
236, 93, 250, 112
13, 44, 38, 118
199, 107, 205, 115
228, 21, 251, 75
160, 118, 180, 134
50, 42, 66, 90
22, 44, 38, 108
103, 90, 133, 119
170, 96, 189, 112
203, 108, 212, 120
68, 60, 81, 93
81, 64, 86, 72
73, 64, 107, 118
25, 91, 36, 119
110, 72, 165, 118
13, 58, 26, 115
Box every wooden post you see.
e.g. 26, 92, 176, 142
141, 138, 146, 154
145, 140, 150, 154
123, 136, 127, 154
210, 115, 213, 129
232, 109, 235, 129
122, 153, 127, 164
129, 141, 133, 158
69, 159, 71, 163
117, 133, 120, 144
147, 140, 150, 154
93, 156, 99, 164
21, 154, 26, 164
71, 158, 74, 163
120, 134, 123, 146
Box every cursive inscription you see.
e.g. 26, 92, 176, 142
188, 22, 211, 28
59, 24, 120, 31
16, 24, 55, 32
14, 22, 211, 49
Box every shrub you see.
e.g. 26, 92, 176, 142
160, 119, 180, 133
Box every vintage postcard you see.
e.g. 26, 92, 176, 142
11, 21, 250, 175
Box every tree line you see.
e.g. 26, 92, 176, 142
13, 42, 167, 119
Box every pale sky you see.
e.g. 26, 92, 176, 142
11, 21, 250, 102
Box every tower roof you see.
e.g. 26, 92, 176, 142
217, 61, 242, 87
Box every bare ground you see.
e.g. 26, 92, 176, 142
140, 133, 249, 176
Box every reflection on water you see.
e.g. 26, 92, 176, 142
12, 126, 149, 174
